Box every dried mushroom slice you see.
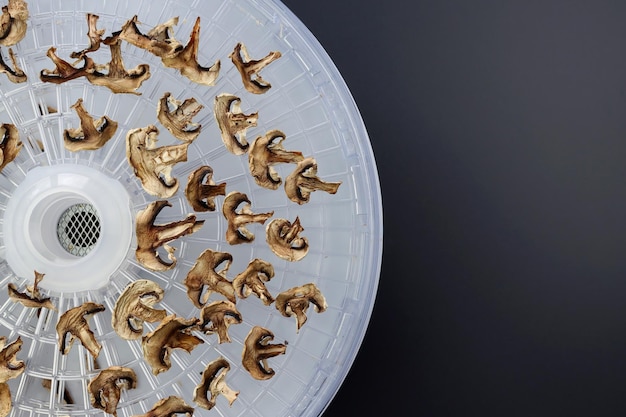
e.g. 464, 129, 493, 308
241, 326, 286, 380
133, 396, 194, 417
88, 366, 137, 417
0, 47, 25, 83
222, 191, 273, 245
0, 123, 21, 172
8, 270, 56, 311
56, 302, 105, 358
112, 279, 167, 340
0, 0, 28, 46
142, 315, 203, 375
135, 200, 204, 271
266, 216, 309, 262
232, 259, 275, 306
157, 92, 204, 142
40, 47, 94, 84
0, 336, 24, 383
0, 383, 10, 417
249, 130, 304, 189
184, 249, 236, 308
64, 98, 118, 152
275, 283, 327, 332
161, 17, 220, 86
198, 300, 241, 344
229, 42, 281, 94
184, 165, 226, 212
71, 13, 105, 58
126, 125, 189, 198
214, 93, 258, 155
194, 357, 238, 410
118, 15, 183, 59
285, 157, 341, 204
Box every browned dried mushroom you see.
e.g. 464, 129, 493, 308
0, 47, 25, 83
241, 326, 286, 380
222, 191, 273, 245
184, 165, 226, 212
0, 123, 21, 172
135, 200, 204, 271
0, 336, 24, 417
161, 17, 220, 86
112, 279, 167, 340
118, 15, 183, 59
133, 396, 194, 417
285, 157, 341, 204
0, 383, 10, 417
194, 357, 238, 410
249, 129, 304, 189
0, 0, 28, 47
214, 93, 258, 155
88, 366, 137, 417
71, 13, 105, 58
198, 300, 241, 344
157, 92, 203, 142
142, 315, 203, 375
184, 249, 235, 308
56, 302, 105, 358
229, 42, 281, 94
275, 283, 327, 332
8, 270, 56, 311
64, 98, 118, 152
266, 217, 308, 262
40, 47, 94, 84
126, 125, 189, 198
232, 259, 275, 306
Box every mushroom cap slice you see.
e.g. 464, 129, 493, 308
193, 357, 238, 410
265, 217, 309, 262
56, 302, 105, 358
64, 98, 119, 151
157, 92, 204, 142
0, 336, 24, 384
241, 326, 286, 380
0, 123, 21, 172
275, 283, 327, 332
142, 315, 204, 375
248, 130, 304, 189
0, 0, 28, 47
184, 249, 236, 308
126, 125, 189, 198
88, 366, 137, 417
135, 200, 205, 271
132, 396, 194, 417
112, 279, 167, 340
229, 42, 281, 94
117, 15, 183, 59
222, 191, 273, 245
284, 157, 341, 204
213, 93, 257, 155
184, 165, 226, 212
198, 300, 242, 344
0, 48, 26, 83
8, 270, 56, 311
232, 258, 275, 306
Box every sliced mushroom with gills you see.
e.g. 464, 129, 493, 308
213, 93, 258, 155
0, 336, 24, 417
194, 357, 238, 410
40, 47, 94, 84
0, 123, 21, 172
275, 283, 327, 332
285, 157, 341, 204
112, 279, 167, 340
222, 191, 273, 245
184, 165, 226, 212
132, 396, 194, 417
63, 98, 119, 152
198, 300, 241, 344
232, 258, 275, 306
0, 0, 28, 47
71, 13, 105, 58
8, 270, 56, 311
241, 326, 287, 381
88, 366, 137, 417
184, 249, 236, 308
142, 315, 204, 375
157, 92, 204, 142
0, 47, 26, 83
266, 216, 309, 262
126, 125, 190, 198
249, 129, 304, 189
135, 200, 204, 271
117, 15, 183, 59
56, 302, 106, 359
229, 42, 281, 94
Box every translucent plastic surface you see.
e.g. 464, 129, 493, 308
0, 0, 382, 416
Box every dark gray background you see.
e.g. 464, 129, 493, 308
283, 1, 626, 416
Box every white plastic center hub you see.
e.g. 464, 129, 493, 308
4, 165, 133, 292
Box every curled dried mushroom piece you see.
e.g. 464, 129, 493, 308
0, 123, 21, 172
275, 283, 327, 332
157, 92, 203, 142
184, 249, 236, 308
229, 42, 281, 94
0, 0, 28, 47
194, 357, 238, 410
133, 396, 194, 417
112, 279, 167, 340
184, 165, 226, 212
118, 15, 183, 59
142, 315, 203, 375
71, 13, 105, 58
214, 93, 258, 155
8, 270, 56, 311
135, 200, 204, 271
56, 302, 105, 358
266, 216, 309, 262
0, 47, 25, 83
64, 98, 118, 151
232, 259, 275, 306
249, 129, 303, 189
222, 191, 273, 245
0, 336, 24, 417
241, 326, 286, 381
40, 47, 94, 84
198, 300, 241, 344
285, 157, 341, 204
88, 366, 137, 417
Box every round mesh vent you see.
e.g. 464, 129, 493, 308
56, 203, 101, 257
